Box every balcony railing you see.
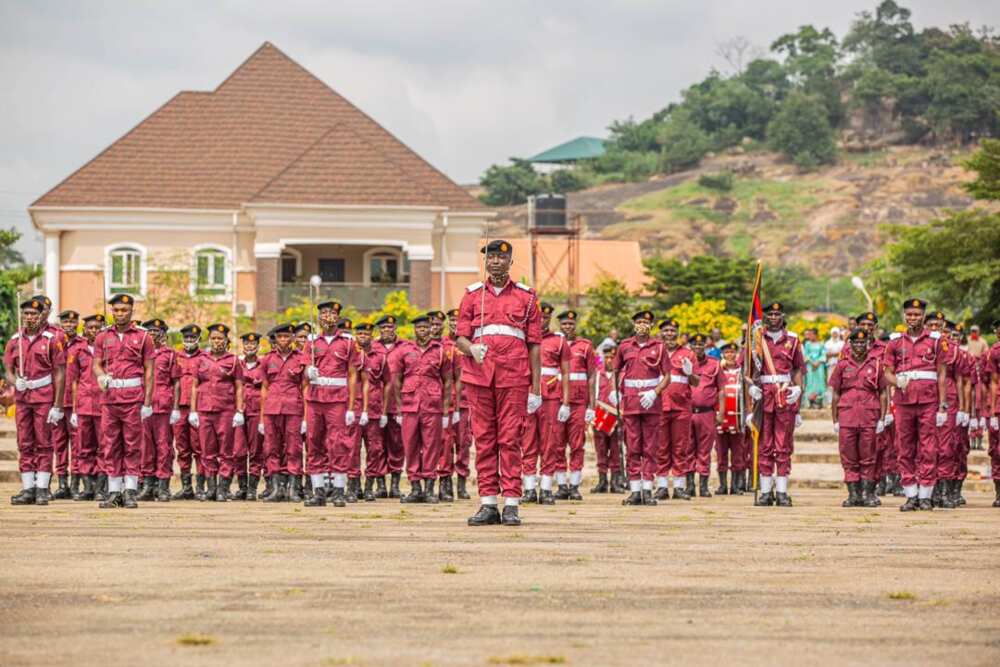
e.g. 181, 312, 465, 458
277, 282, 409, 312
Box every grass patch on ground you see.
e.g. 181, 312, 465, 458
887, 591, 916, 601
441, 564, 459, 574
176, 634, 215, 646
488, 655, 567, 665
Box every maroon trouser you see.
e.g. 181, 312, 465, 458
874, 421, 896, 477
383, 413, 404, 474
354, 420, 386, 478
519, 411, 542, 477
622, 413, 659, 481
15, 401, 52, 473
715, 431, 745, 472
468, 383, 527, 498
101, 402, 142, 477
51, 411, 73, 475
348, 422, 363, 478
141, 412, 174, 479
264, 413, 304, 476
656, 409, 692, 478
759, 409, 795, 476
895, 401, 938, 488
839, 425, 876, 482
593, 429, 622, 474
173, 407, 201, 474
438, 413, 470, 478
73, 414, 101, 476
554, 404, 587, 473
539, 399, 566, 476
198, 410, 233, 476
989, 425, 1000, 479
402, 412, 443, 482
233, 412, 265, 477
956, 426, 970, 481
305, 401, 348, 475
935, 408, 960, 480
689, 410, 716, 476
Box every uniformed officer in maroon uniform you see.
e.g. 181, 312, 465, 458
261, 323, 308, 502
190, 323, 245, 502
49, 309, 79, 499
883, 298, 948, 511
555, 310, 595, 500
234, 332, 265, 500
456, 239, 542, 526
92, 293, 154, 509
5, 297, 67, 506
715, 343, 747, 495
854, 313, 898, 496
517, 305, 548, 505
688, 334, 722, 496
65, 314, 104, 500
536, 303, 571, 503
393, 313, 452, 504
653, 318, 700, 500
615, 310, 664, 506
436, 309, 469, 501
303, 301, 360, 508
172, 324, 203, 500
354, 322, 387, 501
932, 319, 964, 508
830, 328, 888, 508
987, 320, 1000, 507
138, 319, 180, 502
374, 314, 409, 498
591, 344, 625, 493
749, 302, 805, 507
445, 308, 472, 500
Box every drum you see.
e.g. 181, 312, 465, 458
719, 383, 741, 434
593, 401, 618, 435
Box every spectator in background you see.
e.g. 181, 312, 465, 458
966, 325, 989, 359
706, 328, 723, 359
803, 328, 827, 408
825, 327, 845, 366
596, 328, 619, 356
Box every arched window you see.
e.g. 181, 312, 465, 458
106, 243, 145, 297
363, 246, 407, 285
191, 245, 231, 298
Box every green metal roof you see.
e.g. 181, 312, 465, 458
527, 136, 606, 164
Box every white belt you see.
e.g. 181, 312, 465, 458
23, 375, 53, 390
109, 377, 142, 389
669, 374, 689, 385
310, 376, 347, 387
568, 372, 588, 382
541, 367, 560, 377
761, 374, 791, 384
624, 377, 661, 389
473, 324, 525, 340
899, 370, 937, 382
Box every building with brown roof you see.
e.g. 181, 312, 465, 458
29, 42, 492, 319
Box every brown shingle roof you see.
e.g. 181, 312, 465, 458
33, 42, 483, 211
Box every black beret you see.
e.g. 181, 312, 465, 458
411, 314, 431, 325
180, 324, 201, 336
207, 323, 230, 335
317, 300, 342, 312
354, 322, 374, 332
446, 308, 459, 318
540, 302, 554, 315
427, 310, 446, 321
58, 310, 79, 319
337, 318, 353, 329
857, 312, 878, 324
632, 310, 654, 322
689, 333, 708, 343
141, 319, 167, 331
240, 332, 260, 343
481, 239, 513, 255
765, 302, 783, 313
658, 318, 680, 330
108, 293, 135, 306
848, 327, 869, 341
557, 310, 577, 321
20, 297, 43, 310
82, 314, 105, 324
375, 315, 397, 326
31, 294, 52, 308
902, 298, 927, 310
294, 322, 312, 333
271, 323, 294, 335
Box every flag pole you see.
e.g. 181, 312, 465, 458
745, 261, 763, 502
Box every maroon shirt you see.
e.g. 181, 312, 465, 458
379, 338, 413, 415
456, 279, 542, 389
240, 356, 265, 415
539, 332, 570, 401
940, 342, 962, 406
829, 350, 885, 428
4, 328, 66, 405
262, 349, 306, 416
67, 341, 101, 416
660, 344, 698, 411
195, 352, 242, 413
151, 346, 181, 413
62, 336, 81, 406
690, 355, 723, 409
396, 339, 452, 414
761, 330, 805, 411
614, 336, 663, 416
176, 349, 203, 408
566, 337, 595, 405
360, 344, 389, 418
883, 330, 943, 406
93, 324, 154, 405
986, 342, 1000, 416
304, 332, 361, 404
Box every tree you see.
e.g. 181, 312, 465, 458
766, 91, 837, 169
666, 296, 742, 342
963, 139, 1000, 201
0, 228, 43, 373
547, 169, 591, 194
657, 108, 711, 172
478, 158, 546, 206
770, 25, 844, 126
578, 276, 637, 345
715, 36, 764, 76
644, 255, 755, 314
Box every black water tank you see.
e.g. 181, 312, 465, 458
534, 194, 566, 229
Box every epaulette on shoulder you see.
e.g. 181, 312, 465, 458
10, 332, 19, 340
514, 281, 532, 292
466, 281, 483, 292
41, 330, 54, 339
340, 332, 354, 340
786, 331, 798, 338
929, 331, 941, 340
889, 332, 902, 340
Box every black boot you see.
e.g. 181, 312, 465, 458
456, 476, 471, 500
263, 474, 286, 502
261, 475, 275, 500
521, 487, 539, 504
899, 495, 919, 511
842, 482, 860, 508
352, 477, 364, 501
232, 475, 248, 501
304, 485, 326, 507
641, 489, 657, 506
34, 487, 50, 506
554, 484, 571, 500
344, 478, 358, 504
955, 480, 966, 506
172, 473, 195, 500
993, 480, 1000, 508
538, 489, 556, 505
76, 475, 96, 501
69, 474, 82, 500
98, 491, 123, 508
439, 476, 454, 502
918, 497, 934, 511
890, 473, 905, 496
698, 474, 712, 498
775, 492, 793, 507
137, 476, 157, 501
610, 471, 628, 494
96, 473, 109, 501
590, 473, 609, 494
654, 486, 670, 501
286, 475, 304, 503
685, 472, 696, 498
52, 474, 71, 499
376, 476, 389, 499
622, 491, 643, 506
731, 471, 745, 496
424, 479, 439, 505
401, 480, 424, 503
194, 474, 207, 501
939, 480, 956, 509
673, 482, 692, 501
568, 484, 583, 501
363, 477, 376, 502
156, 478, 171, 502
389, 472, 402, 499
467, 504, 501, 526
501, 505, 521, 526
754, 490, 774, 506
121, 488, 137, 509
328, 486, 346, 507
860, 481, 878, 508
203, 475, 217, 502
875, 476, 887, 497
931, 480, 944, 508
246, 475, 259, 501
715, 471, 729, 495
216, 477, 231, 502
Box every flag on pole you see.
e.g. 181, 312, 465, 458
744, 261, 764, 497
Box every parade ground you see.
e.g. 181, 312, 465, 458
2, 482, 999, 666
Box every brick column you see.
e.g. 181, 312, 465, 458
255, 257, 278, 317
409, 259, 431, 309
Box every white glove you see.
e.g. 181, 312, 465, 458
935, 412, 947, 428
968, 417, 978, 430
585, 408, 596, 424
527, 393, 542, 414
681, 357, 693, 376
744, 414, 754, 428
232, 412, 245, 428
188, 411, 200, 428
876, 419, 885, 434
69, 412, 78, 428
748, 385, 763, 401
786, 386, 802, 405
97, 374, 111, 390
394, 415, 403, 425
794, 413, 803, 429
895, 375, 910, 391
441, 415, 450, 429
991, 416, 999, 431
300, 420, 308, 434
607, 390, 618, 406
359, 412, 369, 427
140, 405, 154, 421
306, 366, 320, 380
451, 410, 461, 425
956, 411, 968, 426
379, 415, 388, 428
832, 422, 839, 434
469, 344, 488, 364
258, 422, 266, 435
639, 389, 657, 410
557, 404, 571, 422
14, 377, 27, 392
169, 409, 181, 425
883, 413, 894, 427
345, 410, 356, 426
46, 406, 64, 424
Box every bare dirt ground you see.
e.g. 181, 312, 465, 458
2, 482, 999, 667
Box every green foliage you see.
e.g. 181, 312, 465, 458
0, 228, 43, 373
478, 158, 546, 206
767, 91, 837, 169
666, 296, 743, 341
362, 290, 421, 340
962, 139, 1000, 201
577, 276, 637, 344
771, 25, 844, 126
547, 169, 591, 193
697, 171, 734, 191
657, 108, 711, 172
645, 256, 757, 314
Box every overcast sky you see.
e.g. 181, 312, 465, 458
1, 0, 997, 262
